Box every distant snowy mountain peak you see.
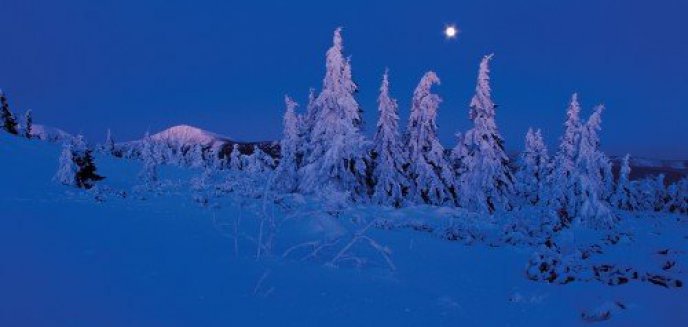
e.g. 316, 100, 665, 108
148, 125, 233, 148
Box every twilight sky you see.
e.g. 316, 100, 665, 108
1, 0, 687, 159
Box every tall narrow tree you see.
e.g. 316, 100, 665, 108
610, 154, 637, 210
54, 142, 78, 186
0, 90, 18, 135
139, 132, 159, 185
300, 88, 317, 144
229, 144, 242, 171
104, 129, 115, 154
405, 71, 454, 205
372, 70, 408, 206
275, 95, 301, 192
23, 109, 33, 139
299, 28, 368, 197
572, 105, 616, 228
550, 93, 583, 216
456, 54, 513, 213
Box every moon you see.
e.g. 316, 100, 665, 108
444, 25, 458, 39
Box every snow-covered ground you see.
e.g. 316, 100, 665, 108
1, 134, 686, 326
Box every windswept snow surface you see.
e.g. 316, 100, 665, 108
1, 134, 687, 326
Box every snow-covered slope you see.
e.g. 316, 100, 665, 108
1, 134, 687, 326
30, 124, 74, 143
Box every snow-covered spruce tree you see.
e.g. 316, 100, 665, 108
372, 70, 408, 206
456, 54, 513, 213
571, 105, 615, 228
665, 177, 688, 214
246, 146, 276, 174
550, 93, 583, 218
23, 109, 33, 139
632, 175, 665, 211
298, 27, 369, 198
204, 146, 224, 170
599, 155, 615, 201
103, 129, 115, 155
297, 88, 317, 150
155, 141, 174, 166
71, 135, 104, 189
139, 132, 159, 185
514, 128, 551, 205
229, 144, 242, 171
192, 147, 221, 193
275, 95, 301, 192
610, 154, 638, 210
404, 71, 455, 205
647, 174, 668, 211
0, 90, 19, 135
187, 144, 205, 168
54, 142, 78, 186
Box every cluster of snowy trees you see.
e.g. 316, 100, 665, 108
1, 90, 33, 138
128, 131, 276, 186
54, 135, 103, 189
43, 28, 685, 226
268, 28, 686, 227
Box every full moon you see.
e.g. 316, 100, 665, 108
444, 25, 458, 39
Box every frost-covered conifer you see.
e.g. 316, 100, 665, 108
571, 105, 615, 228
139, 132, 159, 184
23, 109, 33, 139
298, 88, 317, 149
599, 155, 614, 201
54, 142, 78, 186
665, 177, 688, 214
229, 144, 242, 171
514, 128, 551, 205
299, 27, 368, 197
275, 95, 301, 192
204, 146, 224, 170
246, 146, 275, 173
405, 71, 454, 205
550, 94, 583, 213
0, 90, 18, 135
154, 142, 173, 165
68, 135, 103, 189
187, 144, 205, 168
372, 70, 407, 206
584, 106, 614, 200
635, 175, 667, 211
103, 129, 115, 154
610, 154, 638, 210
456, 54, 513, 213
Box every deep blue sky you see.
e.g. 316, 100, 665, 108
1, 0, 687, 159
